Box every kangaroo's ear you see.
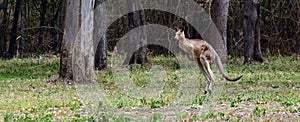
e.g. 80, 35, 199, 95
179, 28, 184, 32
174, 26, 181, 32
174, 26, 179, 31
173, 24, 184, 32
178, 25, 184, 32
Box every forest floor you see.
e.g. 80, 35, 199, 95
0, 55, 299, 121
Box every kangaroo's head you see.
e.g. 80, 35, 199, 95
175, 28, 185, 41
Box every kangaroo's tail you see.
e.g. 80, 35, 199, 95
207, 44, 242, 81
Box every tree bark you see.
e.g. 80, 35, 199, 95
19, 0, 26, 57
60, 0, 78, 81
72, 0, 95, 83
8, 0, 22, 58
0, 0, 8, 57
60, 0, 95, 83
297, 1, 300, 55
243, 0, 264, 64
55, 0, 67, 53
38, 0, 48, 51
94, 0, 108, 70
211, 0, 230, 61
124, 0, 148, 65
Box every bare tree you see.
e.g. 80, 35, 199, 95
0, 0, 8, 57
298, 35, 300, 55
8, 0, 21, 58
94, 0, 108, 70
124, 0, 148, 65
54, 0, 67, 53
38, 0, 48, 51
211, 0, 230, 61
19, 0, 26, 57
60, 0, 77, 81
243, 0, 264, 64
60, 0, 95, 83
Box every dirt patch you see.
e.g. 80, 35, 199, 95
115, 101, 300, 121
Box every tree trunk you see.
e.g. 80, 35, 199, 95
211, 0, 230, 61
8, 0, 22, 58
60, 0, 77, 81
38, 0, 47, 51
298, 30, 300, 55
297, 1, 300, 55
0, 0, 8, 57
60, 0, 95, 83
243, 0, 264, 64
72, 0, 95, 83
124, 0, 148, 65
19, 0, 26, 57
297, 36, 300, 55
55, 0, 67, 53
94, 0, 108, 70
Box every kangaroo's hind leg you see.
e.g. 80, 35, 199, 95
199, 55, 216, 94
196, 58, 212, 94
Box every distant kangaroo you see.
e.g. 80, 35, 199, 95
175, 28, 242, 94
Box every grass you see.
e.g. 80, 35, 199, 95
0, 58, 90, 121
0, 56, 300, 121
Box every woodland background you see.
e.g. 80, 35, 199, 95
0, 0, 299, 121
0, 0, 299, 58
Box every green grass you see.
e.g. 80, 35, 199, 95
0, 58, 59, 81
0, 56, 300, 121
0, 58, 89, 121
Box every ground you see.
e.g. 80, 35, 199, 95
0, 55, 299, 121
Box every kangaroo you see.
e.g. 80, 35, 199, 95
174, 28, 242, 94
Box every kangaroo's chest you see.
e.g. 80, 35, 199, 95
179, 40, 212, 59
179, 40, 194, 55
